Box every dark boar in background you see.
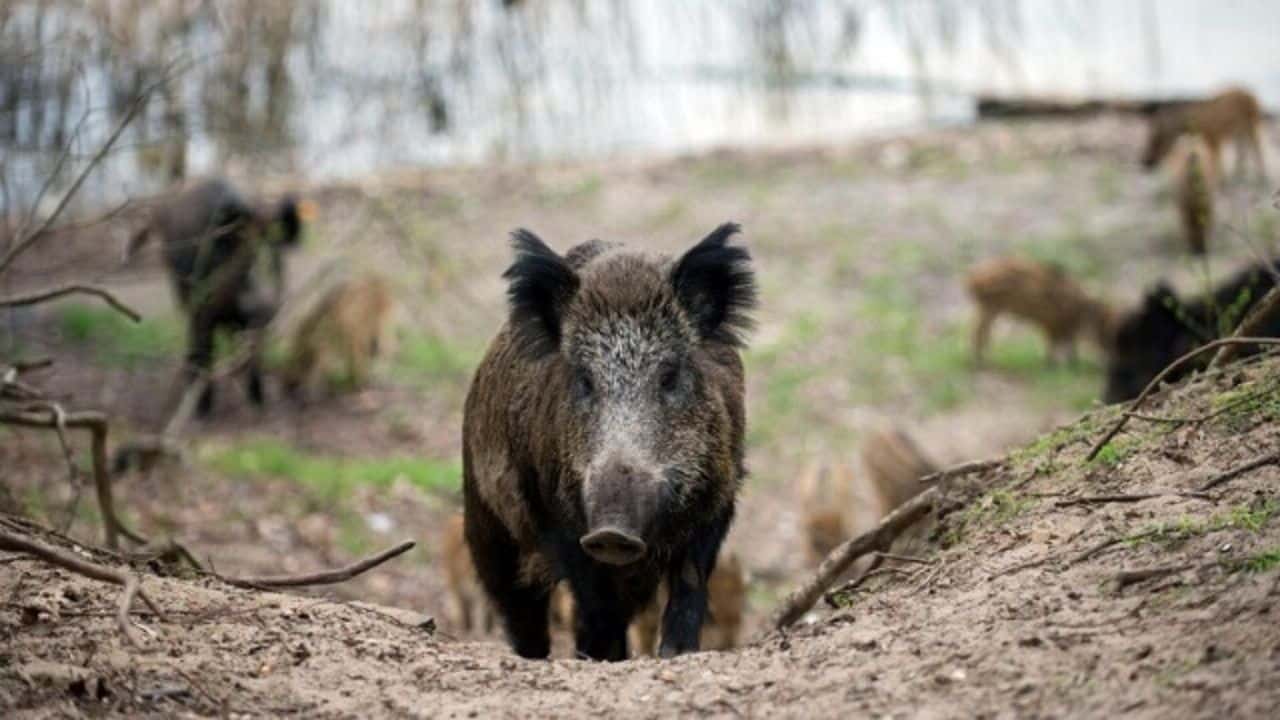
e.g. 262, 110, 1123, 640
129, 178, 308, 416
462, 223, 754, 661
1104, 261, 1280, 403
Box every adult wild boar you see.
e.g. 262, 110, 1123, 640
462, 224, 755, 661
1104, 261, 1280, 403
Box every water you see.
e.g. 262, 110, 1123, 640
1, 0, 1278, 211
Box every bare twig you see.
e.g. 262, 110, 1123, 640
768, 487, 939, 631
1113, 563, 1192, 590
0, 409, 145, 548
823, 567, 912, 607
1210, 286, 1280, 368
0, 529, 163, 646
1200, 450, 1280, 491
1055, 491, 1213, 508
1085, 337, 1280, 462
0, 283, 142, 322
0, 91, 149, 276
1071, 530, 1158, 566
918, 457, 1004, 485
218, 540, 416, 589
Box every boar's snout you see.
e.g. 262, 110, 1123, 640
581, 458, 661, 566
580, 527, 647, 566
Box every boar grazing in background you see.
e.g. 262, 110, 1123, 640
800, 424, 938, 568
283, 273, 397, 400
128, 178, 311, 416
463, 223, 754, 661
1170, 136, 1218, 256
441, 513, 495, 635
966, 257, 1115, 366
1142, 86, 1267, 182
1104, 260, 1280, 403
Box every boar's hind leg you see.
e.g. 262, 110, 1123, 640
658, 511, 731, 658
463, 495, 551, 658
183, 318, 217, 417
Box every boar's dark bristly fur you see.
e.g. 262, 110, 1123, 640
1104, 260, 1280, 403
463, 223, 754, 661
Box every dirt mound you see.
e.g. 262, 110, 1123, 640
4, 353, 1280, 718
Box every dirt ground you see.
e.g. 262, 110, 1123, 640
3, 116, 1280, 717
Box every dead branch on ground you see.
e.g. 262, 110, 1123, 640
1113, 563, 1193, 590
0, 529, 164, 647
1209, 286, 1280, 369
918, 457, 1004, 485
1200, 450, 1280, 491
768, 486, 941, 631
1085, 337, 1280, 462
218, 540, 416, 589
0, 409, 145, 549
1054, 491, 1213, 508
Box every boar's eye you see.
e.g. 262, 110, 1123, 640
657, 361, 683, 397
571, 367, 595, 403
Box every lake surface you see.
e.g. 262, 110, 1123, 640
2, 0, 1278, 209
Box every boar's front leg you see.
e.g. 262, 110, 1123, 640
558, 541, 645, 661
464, 489, 551, 659
658, 510, 731, 658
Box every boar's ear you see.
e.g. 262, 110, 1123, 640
504, 229, 580, 355
1144, 282, 1177, 313
671, 222, 757, 346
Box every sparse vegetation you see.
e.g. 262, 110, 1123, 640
55, 302, 182, 367
205, 438, 460, 503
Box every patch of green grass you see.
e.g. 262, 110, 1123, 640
1015, 226, 1109, 282
1210, 374, 1280, 432
1094, 162, 1123, 204
1128, 500, 1279, 549
1228, 546, 1280, 574
643, 199, 688, 230
56, 303, 183, 367
942, 489, 1034, 547
392, 332, 479, 385
206, 438, 460, 505
744, 314, 823, 448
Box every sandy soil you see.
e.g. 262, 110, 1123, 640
3, 116, 1280, 717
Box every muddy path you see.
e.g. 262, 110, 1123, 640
3, 116, 1280, 716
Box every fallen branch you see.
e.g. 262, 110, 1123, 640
0, 283, 142, 322
1113, 563, 1192, 590
218, 540, 416, 589
0, 529, 164, 647
1085, 337, 1280, 462
1200, 450, 1280, 491
823, 566, 912, 607
918, 457, 1004, 486
0, 409, 145, 549
1209, 286, 1280, 369
768, 487, 939, 631
1055, 491, 1213, 508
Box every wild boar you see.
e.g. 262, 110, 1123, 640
462, 223, 755, 660
1104, 261, 1280, 403
128, 178, 312, 416
966, 257, 1116, 366
1168, 135, 1219, 256
441, 513, 495, 635
628, 552, 746, 655
1142, 86, 1267, 182
283, 273, 397, 400
800, 424, 938, 568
